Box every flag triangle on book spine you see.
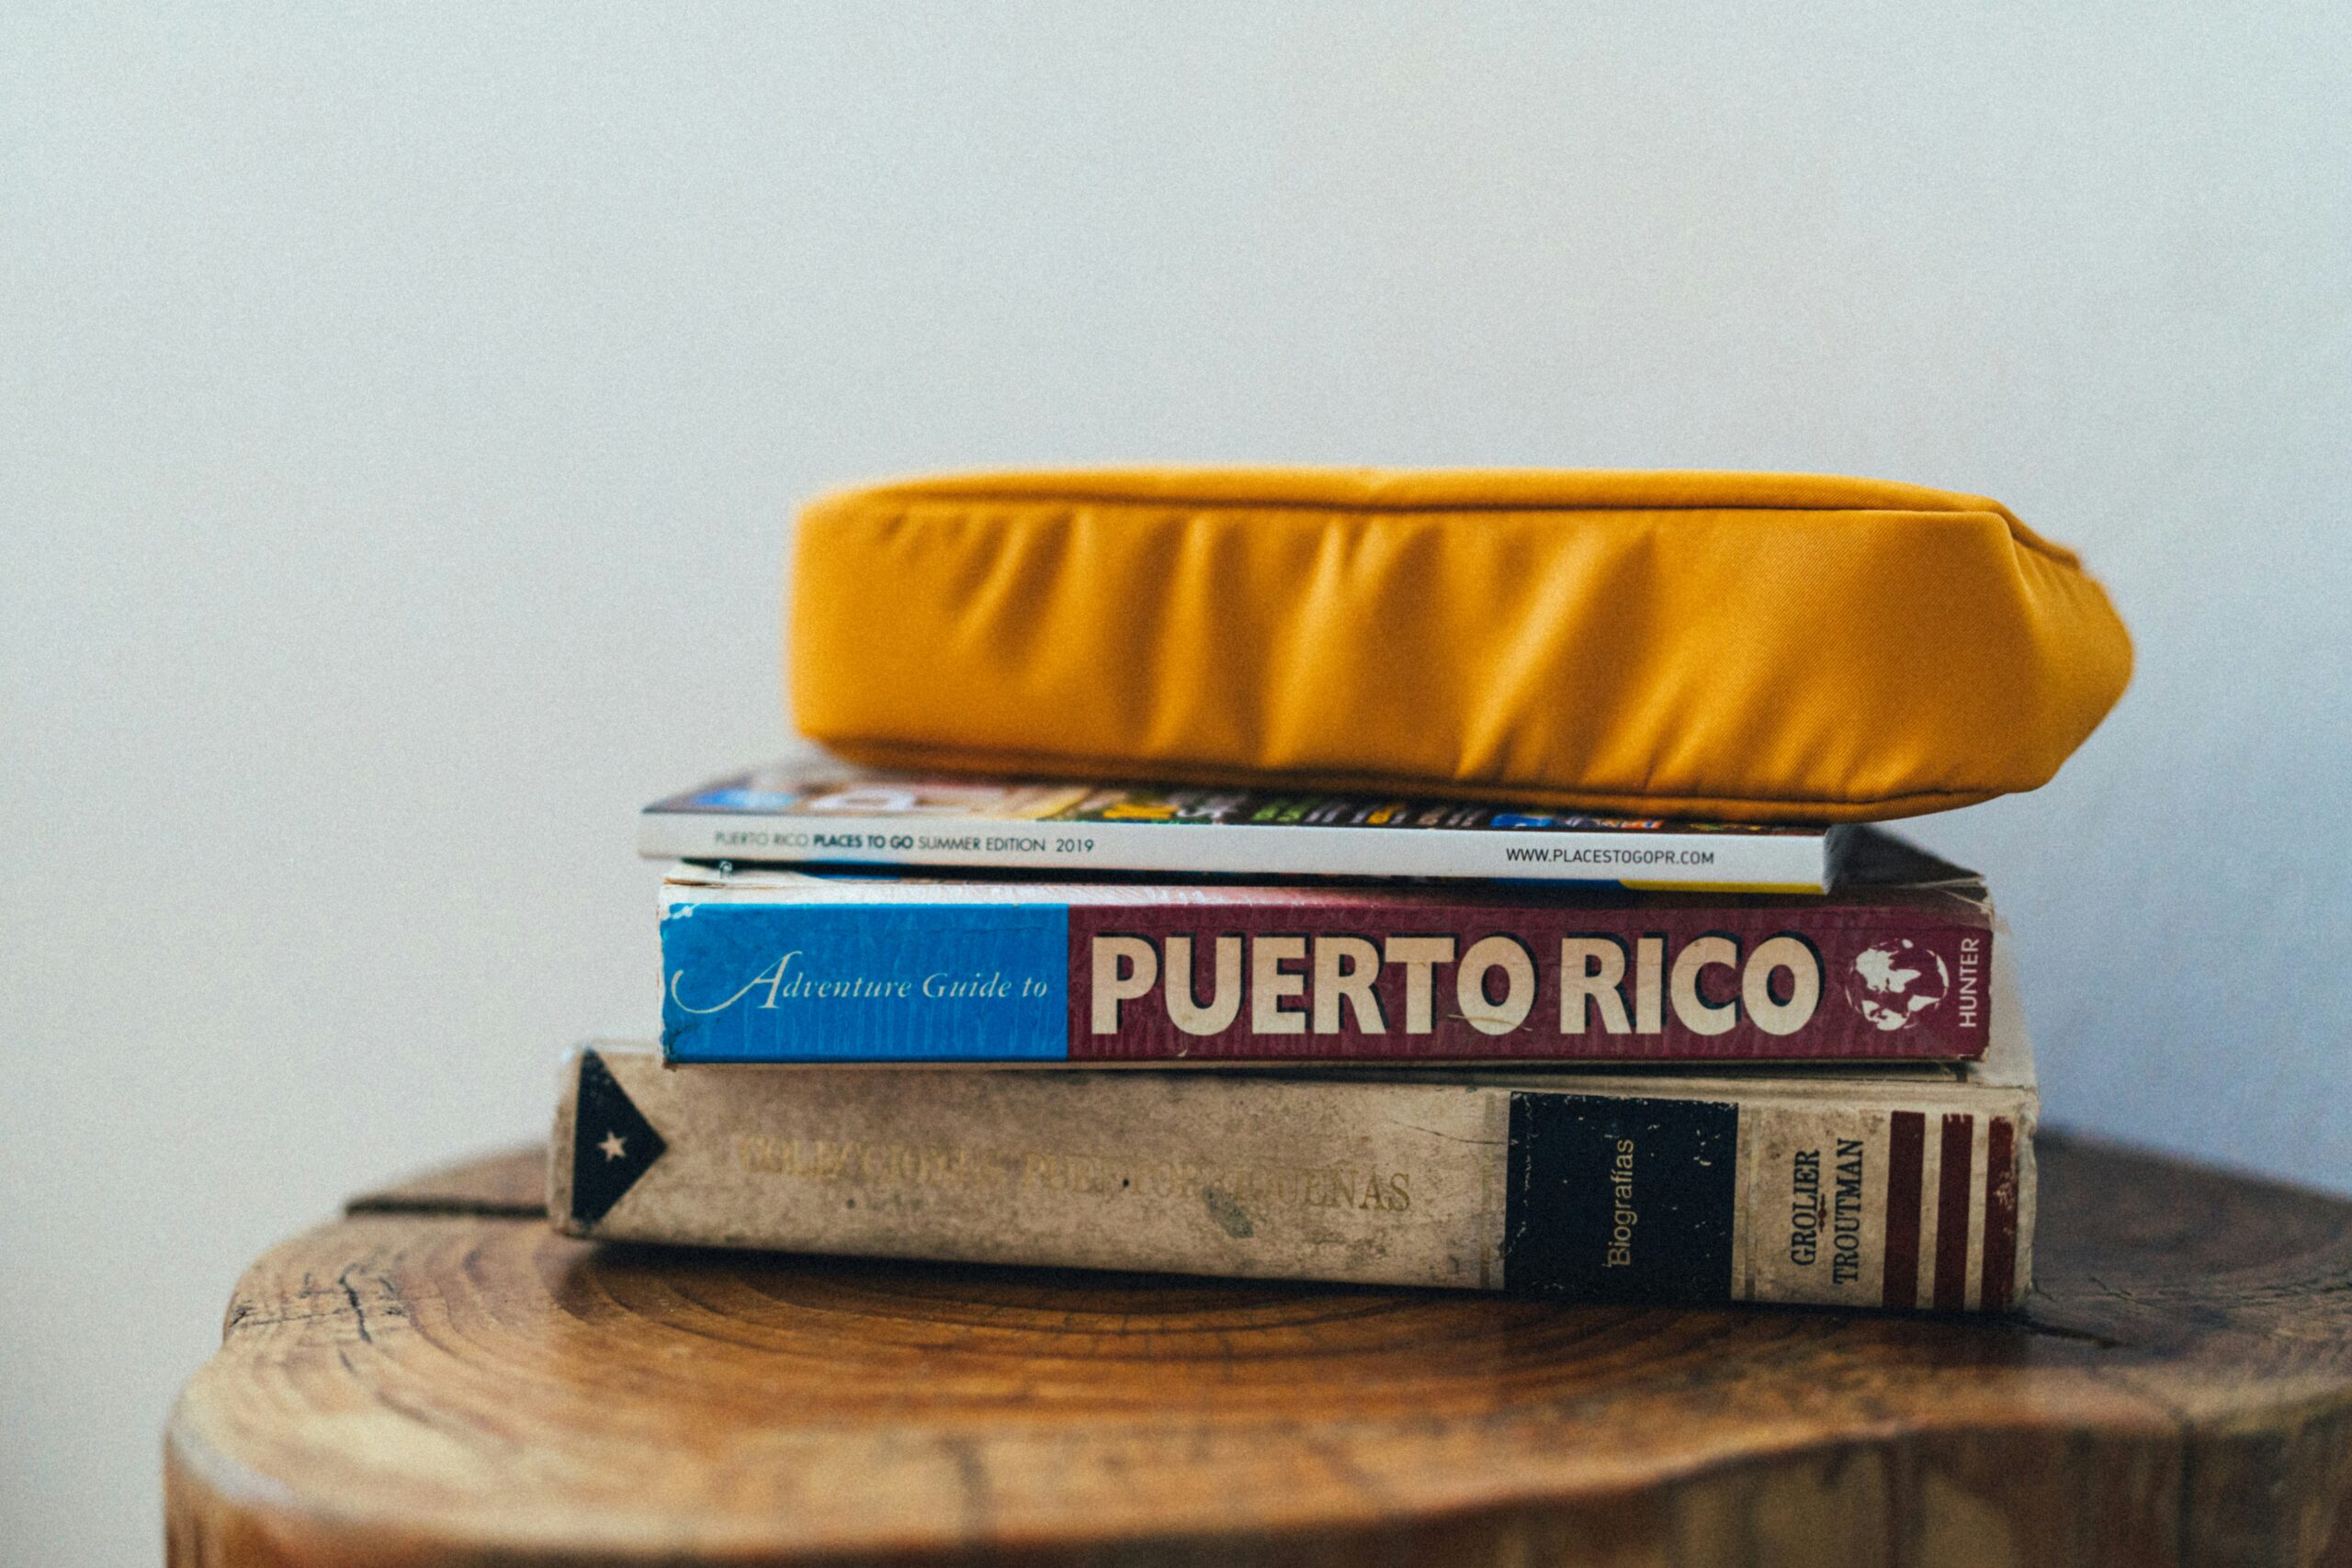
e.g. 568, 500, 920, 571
570, 1050, 668, 1227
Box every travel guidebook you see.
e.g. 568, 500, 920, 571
656, 829, 1996, 1065
556, 965, 2037, 1312
639, 758, 1853, 891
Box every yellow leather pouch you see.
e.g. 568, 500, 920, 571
788, 468, 2131, 823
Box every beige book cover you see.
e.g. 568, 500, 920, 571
551, 954, 2035, 1312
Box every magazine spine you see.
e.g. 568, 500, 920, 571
638, 811, 1832, 892
555, 1045, 2035, 1311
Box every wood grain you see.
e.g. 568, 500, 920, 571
166, 1134, 2352, 1567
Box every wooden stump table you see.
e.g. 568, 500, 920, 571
166, 1134, 2352, 1567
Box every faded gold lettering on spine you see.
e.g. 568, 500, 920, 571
738, 1133, 1415, 1216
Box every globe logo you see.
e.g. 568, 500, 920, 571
1845, 942, 1951, 1032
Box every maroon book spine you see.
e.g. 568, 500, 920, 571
1064, 888, 1993, 1062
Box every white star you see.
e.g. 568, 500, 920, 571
598, 1131, 628, 1162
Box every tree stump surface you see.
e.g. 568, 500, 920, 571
166, 1134, 2352, 1567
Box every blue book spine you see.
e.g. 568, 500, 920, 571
660, 900, 1071, 1062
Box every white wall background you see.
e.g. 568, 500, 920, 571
4, 5, 2346, 1561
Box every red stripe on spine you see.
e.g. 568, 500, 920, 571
1933, 1113, 1974, 1311
1981, 1117, 2018, 1309
1882, 1111, 1926, 1309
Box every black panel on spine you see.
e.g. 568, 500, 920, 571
570, 1050, 668, 1228
1504, 1093, 1738, 1303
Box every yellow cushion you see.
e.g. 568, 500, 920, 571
788, 468, 2132, 823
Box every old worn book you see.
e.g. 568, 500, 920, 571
658, 829, 1995, 1065
554, 962, 2036, 1311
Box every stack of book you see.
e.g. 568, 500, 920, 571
552, 758, 2034, 1313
